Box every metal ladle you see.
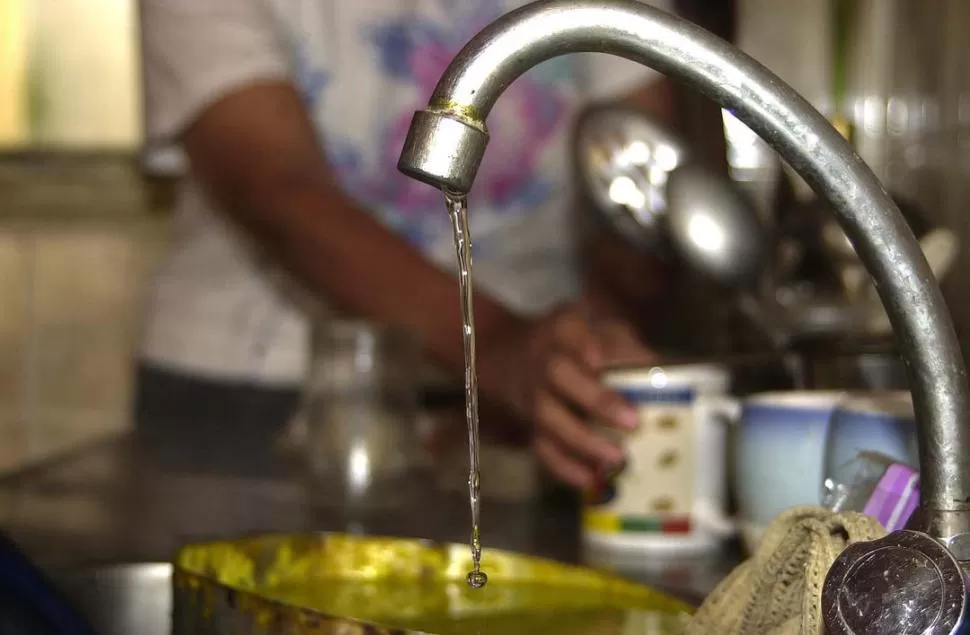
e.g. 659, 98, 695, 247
573, 114, 805, 367
664, 163, 806, 381
573, 106, 691, 251
664, 165, 872, 386
397, 0, 970, 630
665, 163, 766, 290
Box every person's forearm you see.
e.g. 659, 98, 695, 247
231, 170, 526, 376
179, 81, 528, 392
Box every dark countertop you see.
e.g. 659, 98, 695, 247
0, 432, 741, 604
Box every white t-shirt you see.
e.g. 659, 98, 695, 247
138, 0, 670, 386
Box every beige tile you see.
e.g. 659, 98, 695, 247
0, 417, 27, 474
0, 231, 28, 338
26, 410, 125, 464
33, 229, 147, 330
11, 488, 115, 536
31, 329, 134, 417
0, 335, 22, 414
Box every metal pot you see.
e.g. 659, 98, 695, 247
55, 564, 172, 635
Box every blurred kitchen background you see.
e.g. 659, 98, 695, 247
0, 0, 967, 473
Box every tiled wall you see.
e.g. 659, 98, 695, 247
0, 160, 167, 471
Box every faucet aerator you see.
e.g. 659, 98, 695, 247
398, 110, 489, 195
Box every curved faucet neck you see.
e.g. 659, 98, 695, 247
398, 0, 970, 550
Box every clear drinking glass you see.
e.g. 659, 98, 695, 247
820, 391, 918, 515
301, 320, 429, 517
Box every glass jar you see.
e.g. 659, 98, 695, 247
300, 320, 430, 524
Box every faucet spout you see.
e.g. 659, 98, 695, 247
398, 0, 970, 550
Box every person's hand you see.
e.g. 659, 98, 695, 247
477, 300, 655, 488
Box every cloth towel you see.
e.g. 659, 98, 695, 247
687, 506, 886, 635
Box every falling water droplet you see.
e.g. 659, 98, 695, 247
466, 569, 488, 589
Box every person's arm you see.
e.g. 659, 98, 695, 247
180, 81, 525, 378
139, 0, 524, 385
140, 0, 651, 487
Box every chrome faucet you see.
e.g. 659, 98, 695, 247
398, 0, 970, 630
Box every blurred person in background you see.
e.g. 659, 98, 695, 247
136, 0, 679, 487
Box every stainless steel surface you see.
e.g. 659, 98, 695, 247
665, 163, 766, 288
55, 564, 172, 635
573, 106, 690, 250
0, 435, 739, 630
398, 109, 487, 194
396, 0, 970, 549
664, 163, 792, 355
52, 559, 711, 635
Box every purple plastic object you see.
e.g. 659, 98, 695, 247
862, 464, 920, 532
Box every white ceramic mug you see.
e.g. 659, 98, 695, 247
732, 391, 845, 550
583, 363, 738, 555
734, 389, 917, 552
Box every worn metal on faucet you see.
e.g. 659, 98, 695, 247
398, 0, 970, 550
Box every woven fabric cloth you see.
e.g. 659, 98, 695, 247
687, 506, 886, 635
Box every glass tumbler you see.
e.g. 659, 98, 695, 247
820, 391, 918, 517
301, 320, 429, 520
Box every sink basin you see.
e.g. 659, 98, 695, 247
52, 562, 704, 635
54, 564, 172, 635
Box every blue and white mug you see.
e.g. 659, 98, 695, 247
733, 391, 845, 549
735, 389, 917, 551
